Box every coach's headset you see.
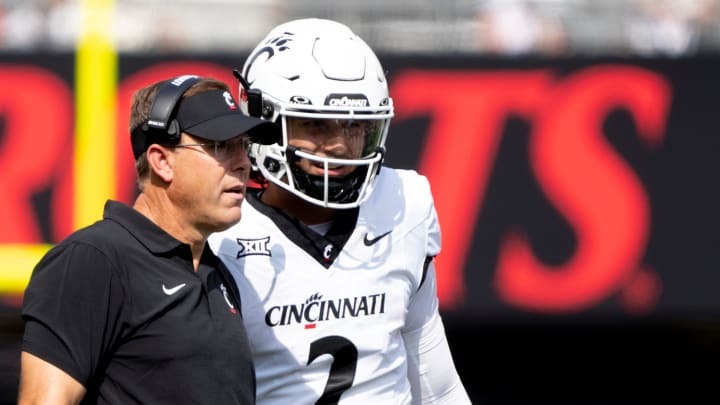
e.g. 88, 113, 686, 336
130, 75, 202, 159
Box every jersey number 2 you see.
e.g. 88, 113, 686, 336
308, 335, 358, 405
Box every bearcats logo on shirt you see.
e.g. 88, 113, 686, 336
220, 283, 237, 314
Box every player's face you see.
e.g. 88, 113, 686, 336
286, 118, 369, 177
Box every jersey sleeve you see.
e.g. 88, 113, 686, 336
21, 241, 125, 386
403, 263, 471, 404
425, 200, 441, 258
406, 172, 442, 327
404, 180, 470, 403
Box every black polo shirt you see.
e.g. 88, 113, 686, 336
22, 200, 255, 404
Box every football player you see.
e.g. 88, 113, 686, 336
209, 18, 471, 404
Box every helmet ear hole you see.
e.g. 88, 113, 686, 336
263, 157, 281, 173
261, 103, 274, 120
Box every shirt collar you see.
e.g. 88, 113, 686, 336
103, 200, 185, 254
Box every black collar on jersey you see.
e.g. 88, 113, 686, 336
247, 190, 359, 268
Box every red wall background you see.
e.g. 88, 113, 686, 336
1, 54, 719, 402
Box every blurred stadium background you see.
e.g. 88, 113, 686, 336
2, 0, 720, 404
1, 0, 719, 56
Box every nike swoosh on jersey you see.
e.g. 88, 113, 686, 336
162, 283, 187, 295
363, 230, 392, 246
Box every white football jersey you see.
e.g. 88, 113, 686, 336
209, 168, 446, 404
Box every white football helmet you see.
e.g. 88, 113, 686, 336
238, 18, 394, 209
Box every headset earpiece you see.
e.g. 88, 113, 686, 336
166, 120, 181, 140
146, 75, 201, 139
130, 75, 202, 158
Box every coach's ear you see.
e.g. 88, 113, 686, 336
146, 143, 175, 183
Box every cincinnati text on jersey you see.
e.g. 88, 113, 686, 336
264, 292, 386, 327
